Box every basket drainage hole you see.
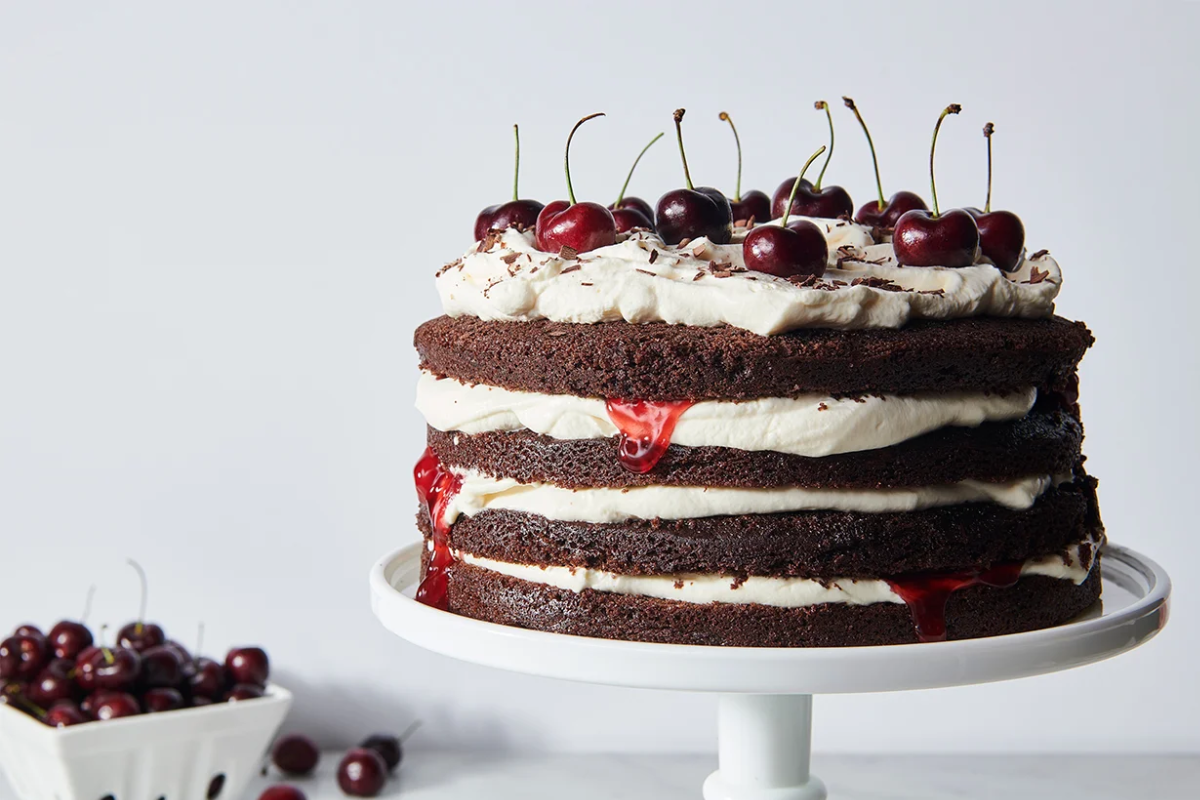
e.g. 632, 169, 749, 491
99, 795, 115, 800
207, 774, 226, 799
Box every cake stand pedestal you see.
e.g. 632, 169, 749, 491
369, 544, 1169, 800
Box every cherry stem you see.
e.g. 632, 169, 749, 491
81, 585, 96, 623
511, 124, 520, 202
400, 720, 423, 743
195, 622, 205, 665
718, 111, 744, 201
99, 624, 113, 663
564, 112, 605, 206
614, 131, 664, 207
672, 108, 694, 191
929, 104, 962, 219
814, 101, 834, 191
781, 145, 827, 229
127, 558, 148, 631
844, 97, 885, 210
983, 122, 994, 214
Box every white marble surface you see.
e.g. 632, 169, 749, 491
222, 752, 1196, 800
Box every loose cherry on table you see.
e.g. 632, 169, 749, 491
655, 108, 734, 245
964, 122, 1026, 272
117, 559, 166, 653
718, 111, 772, 225
473, 124, 544, 241
337, 748, 389, 798
535, 113, 618, 254
225, 646, 269, 686
843, 96, 929, 227
608, 131, 664, 232
360, 721, 419, 772
893, 104, 981, 268
770, 101, 854, 220
744, 145, 830, 279
272, 733, 321, 776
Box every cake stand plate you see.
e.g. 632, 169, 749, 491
370, 544, 1169, 800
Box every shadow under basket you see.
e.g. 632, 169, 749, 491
0, 685, 291, 800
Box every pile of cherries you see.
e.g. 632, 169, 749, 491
259, 727, 417, 799
474, 100, 1027, 280
0, 569, 271, 728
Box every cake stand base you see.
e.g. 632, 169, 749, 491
370, 543, 1169, 800
704, 694, 825, 800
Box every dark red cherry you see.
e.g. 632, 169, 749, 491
474, 124, 542, 240
26, 658, 77, 707
163, 640, 192, 666
75, 646, 141, 692
359, 733, 403, 771
190, 695, 215, 708
225, 683, 265, 702
258, 787, 307, 800
610, 205, 655, 233
116, 622, 165, 653
893, 209, 980, 267
337, 748, 388, 797
44, 700, 87, 728
774, 182, 853, 220
139, 645, 183, 689
536, 200, 617, 253
48, 621, 94, 660
474, 199, 544, 241
189, 657, 227, 700
611, 196, 654, 223
855, 191, 928, 228
272, 734, 320, 776
656, 110, 733, 245
769, 177, 811, 220
142, 687, 185, 713
92, 691, 140, 721
13, 625, 43, 639
730, 190, 771, 226
744, 220, 829, 279
0, 635, 49, 681
225, 647, 269, 687
80, 690, 112, 717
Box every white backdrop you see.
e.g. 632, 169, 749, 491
1, 1, 1196, 754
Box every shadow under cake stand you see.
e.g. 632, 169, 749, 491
369, 543, 1170, 800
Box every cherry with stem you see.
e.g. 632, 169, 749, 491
654, 109, 733, 245
893, 104, 980, 268
473, 124, 544, 241
718, 111, 771, 226
117, 559, 164, 652
609, 131, 664, 232
966, 122, 1026, 272
770, 102, 853, 220
743, 145, 830, 279
844, 96, 928, 227
535, 113, 618, 254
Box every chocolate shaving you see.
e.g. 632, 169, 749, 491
648, 249, 659, 264
635, 268, 655, 276
1031, 249, 1050, 260
817, 402, 828, 411
692, 272, 705, 281
1026, 266, 1049, 284
580, 282, 593, 286
677, 238, 692, 249
560, 265, 582, 274
557, 245, 579, 260
692, 244, 708, 257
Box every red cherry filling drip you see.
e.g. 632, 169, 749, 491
604, 399, 695, 474
887, 561, 1023, 643
414, 447, 463, 611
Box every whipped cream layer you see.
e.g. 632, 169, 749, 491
438, 226, 1061, 335
455, 537, 1100, 608
417, 373, 1036, 458
442, 469, 1067, 526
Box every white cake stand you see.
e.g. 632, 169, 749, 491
369, 544, 1170, 800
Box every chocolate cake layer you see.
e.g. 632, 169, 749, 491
415, 315, 1094, 400
428, 408, 1082, 490
423, 477, 1099, 578
441, 562, 1102, 647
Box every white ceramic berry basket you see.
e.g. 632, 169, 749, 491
0, 685, 291, 800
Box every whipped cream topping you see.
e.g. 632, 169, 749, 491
441, 469, 1069, 526
417, 373, 1036, 458
454, 536, 1100, 608
438, 225, 1061, 336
